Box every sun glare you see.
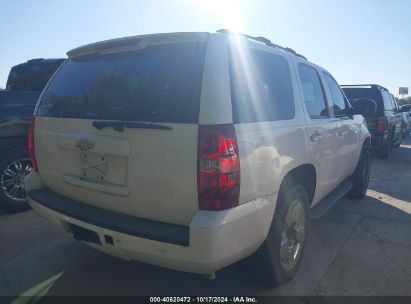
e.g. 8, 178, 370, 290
197, 0, 243, 31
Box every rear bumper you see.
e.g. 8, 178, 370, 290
370, 131, 389, 149
28, 188, 189, 246
27, 185, 275, 274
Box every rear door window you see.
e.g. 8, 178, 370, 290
37, 42, 207, 123
298, 64, 329, 119
228, 47, 295, 123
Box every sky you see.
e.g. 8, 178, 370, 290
0, 0, 410, 96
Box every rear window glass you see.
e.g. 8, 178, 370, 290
228, 47, 294, 123
342, 87, 384, 111
36, 42, 207, 123
6, 60, 63, 91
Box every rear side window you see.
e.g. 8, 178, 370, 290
229, 48, 294, 123
323, 73, 347, 117
37, 42, 206, 123
390, 94, 398, 111
298, 64, 329, 118
381, 90, 393, 111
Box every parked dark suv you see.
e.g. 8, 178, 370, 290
0, 58, 64, 212
341, 84, 402, 158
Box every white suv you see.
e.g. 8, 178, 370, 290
25, 31, 371, 286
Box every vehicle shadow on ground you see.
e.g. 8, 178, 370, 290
312, 195, 411, 296
0, 208, 30, 216
368, 137, 411, 203
332, 194, 411, 223
4, 137, 411, 297
4, 192, 408, 297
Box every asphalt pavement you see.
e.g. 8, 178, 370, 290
1, 137, 411, 297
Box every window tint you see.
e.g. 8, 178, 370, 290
341, 87, 384, 112
229, 47, 294, 123
37, 42, 206, 123
323, 73, 346, 117
390, 94, 398, 111
342, 87, 380, 102
298, 64, 329, 118
381, 90, 393, 111
6, 60, 64, 91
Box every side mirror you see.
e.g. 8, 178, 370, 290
349, 98, 377, 116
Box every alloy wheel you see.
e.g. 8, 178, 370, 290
280, 198, 306, 271
1, 159, 32, 202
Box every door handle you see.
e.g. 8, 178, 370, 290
310, 132, 323, 142
339, 130, 348, 136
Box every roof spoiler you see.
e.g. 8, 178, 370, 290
67, 32, 208, 58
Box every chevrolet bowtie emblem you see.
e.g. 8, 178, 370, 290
75, 139, 95, 151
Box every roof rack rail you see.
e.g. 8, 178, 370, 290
341, 84, 378, 87
217, 29, 307, 60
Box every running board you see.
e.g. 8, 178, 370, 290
310, 179, 353, 220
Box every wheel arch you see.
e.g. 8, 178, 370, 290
279, 164, 317, 207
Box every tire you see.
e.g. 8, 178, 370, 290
0, 145, 32, 213
401, 128, 407, 139
348, 144, 371, 199
377, 133, 391, 159
249, 180, 309, 286
393, 132, 401, 148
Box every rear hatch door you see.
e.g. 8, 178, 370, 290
34, 34, 208, 226
343, 87, 383, 131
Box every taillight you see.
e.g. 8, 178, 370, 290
377, 116, 387, 132
28, 116, 38, 172
198, 124, 240, 211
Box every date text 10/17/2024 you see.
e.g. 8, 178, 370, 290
149, 297, 258, 303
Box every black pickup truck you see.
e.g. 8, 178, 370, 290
0, 58, 64, 212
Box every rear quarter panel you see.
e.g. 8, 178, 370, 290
229, 48, 310, 205
235, 121, 309, 204
201, 35, 310, 206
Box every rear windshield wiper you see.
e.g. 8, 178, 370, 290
92, 120, 173, 132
